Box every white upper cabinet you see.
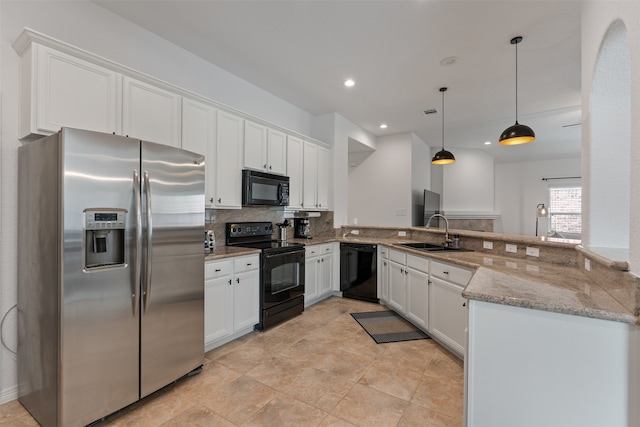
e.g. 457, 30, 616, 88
316, 146, 330, 210
122, 76, 182, 147
243, 121, 287, 175
286, 136, 304, 209
181, 97, 216, 207
302, 141, 330, 210
266, 128, 287, 175
17, 43, 119, 139
214, 110, 244, 209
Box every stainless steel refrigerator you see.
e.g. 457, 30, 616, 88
17, 128, 205, 427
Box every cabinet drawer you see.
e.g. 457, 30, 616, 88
407, 253, 429, 273
379, 246, 389, 259
430, 261, 472, 285
389, 249, 406, 264
306, 243, 332, 258
234, 255, 260, 273
205, 260, 231, 279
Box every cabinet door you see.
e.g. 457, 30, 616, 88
380, 258, 390, 303
243, 120, 267, 172
305, 256, 319, 302
429, 276, 466, 356
316, 146, 330, 210
406, 267, 429, 329
286, 136, 304, 209
182, 97, 216, 207
122, 77, 181, 147
388, 261, 406, 313
319, 255, 333, 296
214, 110, 243, 208
204, 275, 233, 344
267, 129, 287, 175
303, 141, 318, 209
233, 269, 260, 331
24, 44, 119, 138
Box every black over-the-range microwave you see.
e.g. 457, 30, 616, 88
242, 169, 290, 207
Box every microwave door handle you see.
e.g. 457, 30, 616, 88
277, 183, 283, 203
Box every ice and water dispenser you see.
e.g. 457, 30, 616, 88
84, 209, 126, 269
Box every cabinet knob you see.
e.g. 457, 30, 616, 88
463, 302, 467, 307
236, 278, 240, 284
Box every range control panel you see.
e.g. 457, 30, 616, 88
226, 222, 274, 239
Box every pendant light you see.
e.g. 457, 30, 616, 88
432, 87, 455, 164
499, 36, 536, 145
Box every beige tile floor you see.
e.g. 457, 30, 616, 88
0, 297, 464, 427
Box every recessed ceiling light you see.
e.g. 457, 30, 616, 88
440, 56, 459, 66
379, 124, 388, 129
484, 141, 492, 145
344, 79, 355, 87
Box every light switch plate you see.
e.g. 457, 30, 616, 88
483, 241, 493, 250
585, 258, 591, 272
526, 247, 540, 257
398, 231, 407, 237
506, 244, 518, 253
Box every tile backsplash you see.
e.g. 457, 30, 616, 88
205, 208, 334, 245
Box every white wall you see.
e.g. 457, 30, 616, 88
438, 148, 495, 214
348, 133, 413, 226
495, 157, 581, 235
582, 1, 640, 273
312, 112, 376, 227
0, 0, 316, 403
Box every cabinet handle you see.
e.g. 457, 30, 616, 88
321, 259, 324, 263
443, 271, 449, 275
405, 270, 408, 275
218, 198, 221, 203
210, 197, 214, 203
269, 165, 272, 170
247, 263, 252, 266
463, 302, 467, 307
228, 279, 232, 285
428, 280, 431, 285
317, 259, 321, 263
400, 268, 404, 274
236, 278, 240, 284
264, 164, 267, 168
215, 268, 221, 272
384, 261, 387, 266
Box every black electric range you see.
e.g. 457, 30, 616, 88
226, 222, 305, 330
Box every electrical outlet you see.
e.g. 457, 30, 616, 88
506, 244, 518, 253
526, 247, 540, 257
398, 231, 407, 237
585, 258, 591, 272
351, 229, 359, 235
483, 241, 493, 250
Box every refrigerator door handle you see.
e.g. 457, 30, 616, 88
133, 170, 142, 317
143, 170, 153, 313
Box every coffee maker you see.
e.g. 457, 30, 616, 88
293, 218, 311, 239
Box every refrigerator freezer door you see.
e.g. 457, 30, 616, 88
140, 141, 205, 397
61, 129, 140, 426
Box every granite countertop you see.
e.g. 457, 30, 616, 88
205, 235, 638, 325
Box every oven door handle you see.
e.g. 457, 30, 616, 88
263, 248, 305, 259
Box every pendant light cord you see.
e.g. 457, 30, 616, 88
441, 89, 445, 150
515, 39, 519, 123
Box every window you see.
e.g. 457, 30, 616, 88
548, 185, 582, 239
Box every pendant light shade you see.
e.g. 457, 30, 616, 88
499, 36, 535, 145
432, 87, 455, 165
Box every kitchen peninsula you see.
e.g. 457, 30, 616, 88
208, 224, 640, 427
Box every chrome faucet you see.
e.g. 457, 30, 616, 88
426, 214, 452, 247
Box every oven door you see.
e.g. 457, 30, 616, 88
262, 248, 305, 308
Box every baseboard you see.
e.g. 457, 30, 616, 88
0, 384, 18, 405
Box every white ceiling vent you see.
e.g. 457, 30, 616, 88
423, 108, 438, 116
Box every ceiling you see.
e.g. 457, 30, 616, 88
93, 0, 582, 164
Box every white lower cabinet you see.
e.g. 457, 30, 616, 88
387, 250, 429, 328
305, 243, 334, 307
428, 260, 472, 358
378, 246, 390, 303
205, 254, 259, 351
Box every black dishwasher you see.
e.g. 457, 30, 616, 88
340, 243, 378, 303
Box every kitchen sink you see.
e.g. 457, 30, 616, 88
396, 242, 472, 252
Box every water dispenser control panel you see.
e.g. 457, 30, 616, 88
83, 208, 126, 270
85, 211, 125, 230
